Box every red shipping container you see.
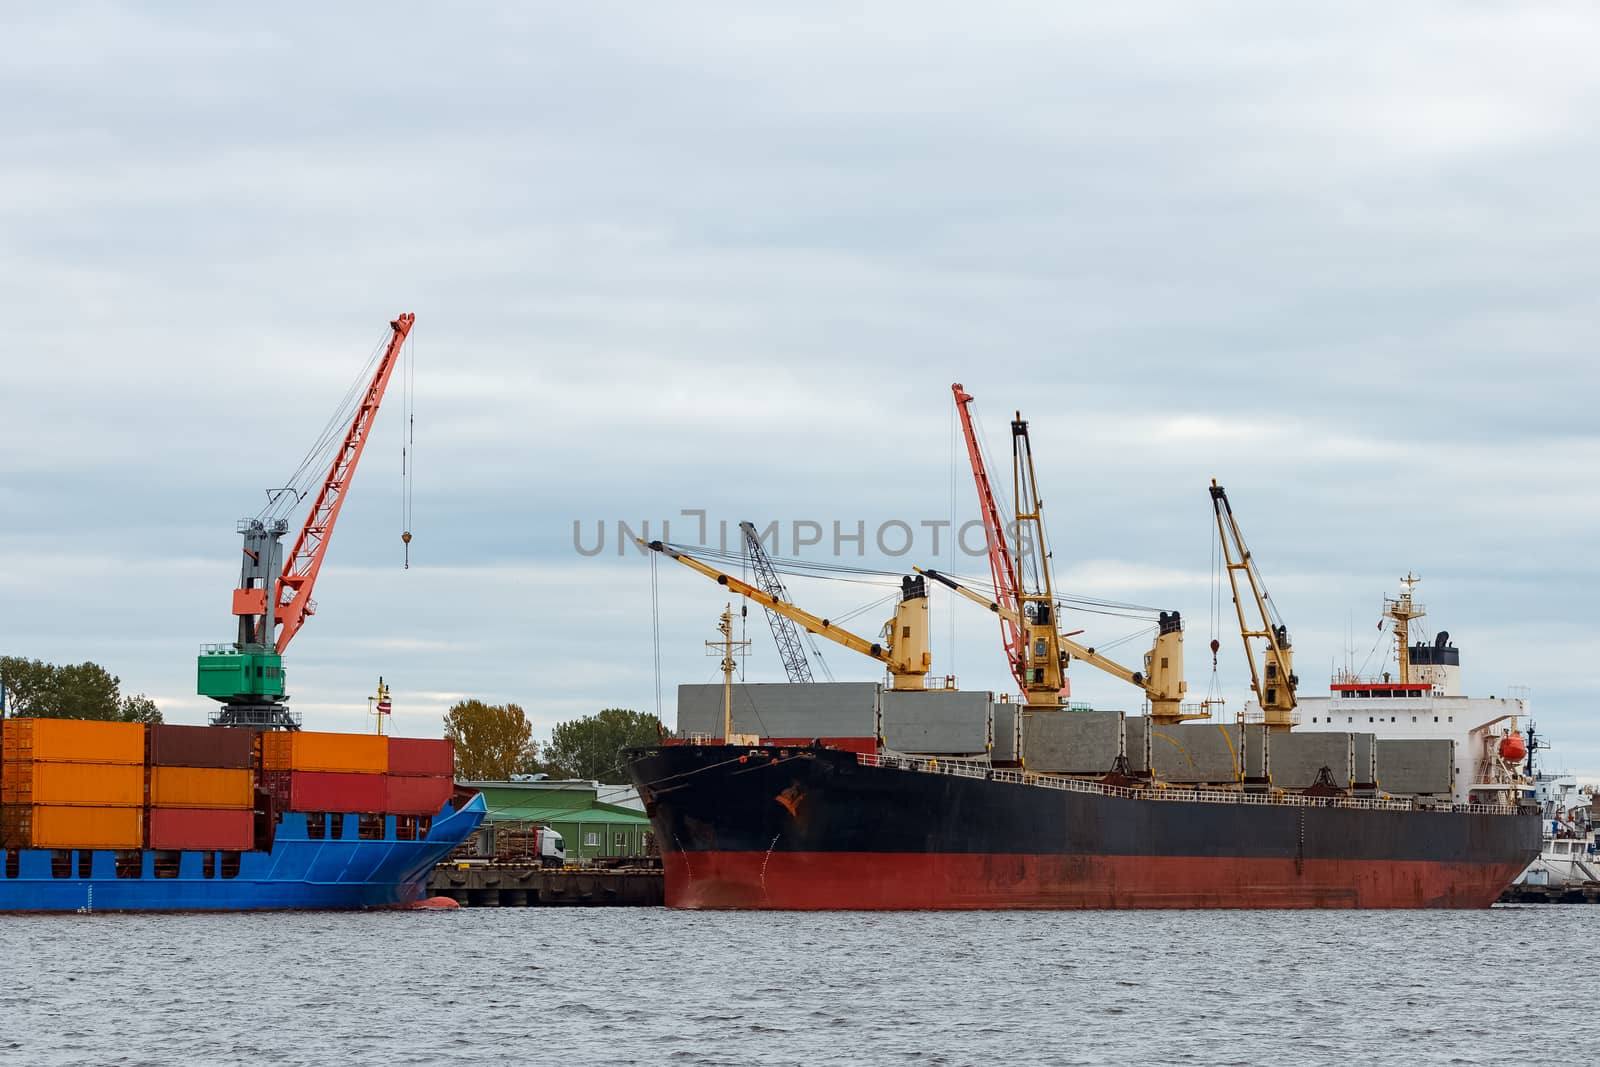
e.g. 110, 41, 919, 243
387, 737, 454, 778
383, 774, 453, 815
287, 770, 385, 813
149, 807, 254, 851
148, 724, 255, 769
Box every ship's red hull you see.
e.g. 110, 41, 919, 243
665, 850, 1528, 910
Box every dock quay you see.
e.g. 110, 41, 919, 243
429, 862, 664, 906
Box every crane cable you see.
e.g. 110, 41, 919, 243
1207, 506, 1225, 707
400, 326, 415, 567
650, 550, 663, 724
261, 329, 390, 525
948, 396, 957, 681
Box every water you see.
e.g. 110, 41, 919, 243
0, 906, 1579, 1065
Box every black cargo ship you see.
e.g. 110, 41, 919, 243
627, 742, 1541, 909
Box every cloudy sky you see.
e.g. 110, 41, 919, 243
3, 4, 1596, 773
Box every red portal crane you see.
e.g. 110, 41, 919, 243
198, 313, 413, 729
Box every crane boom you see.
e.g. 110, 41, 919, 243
918, 567, 1188, 718
643, 539, 933, 690
275, 314, 414, 653
951, 383, 1024, 690
1209, 480, 1297, 729
739, 521, 814, 683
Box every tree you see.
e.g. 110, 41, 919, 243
443, 699, 541, 780
543, 707, 664, 781
0, 656, 162, 723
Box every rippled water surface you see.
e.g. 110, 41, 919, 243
0, 905, 1582, 1065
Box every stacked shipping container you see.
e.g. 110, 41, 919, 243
1, 719, 147, 849
147, 724, 256, 850
385, 737, 455, 815
261, 732, 454, 815
0, 721, 456, 851
262, 731, 388, 811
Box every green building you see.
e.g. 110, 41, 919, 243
468, 779, 654, 863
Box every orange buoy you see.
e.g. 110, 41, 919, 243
1499, 731, 1527, 763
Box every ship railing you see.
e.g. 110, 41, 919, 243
855, 752, 1521, 815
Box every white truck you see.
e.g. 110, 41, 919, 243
534, 826, 566, 868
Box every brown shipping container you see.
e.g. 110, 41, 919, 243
263, 731, 388, 774
1, 761, 144, 807
383, 774, 453, 815
148, 724, 254, 769
1, 718, 144, 765
287, 770, 387, 813
2, 804, 144, 849
387, 737, 455, 778
149, 767, 254, 810
148, 807, 254, 850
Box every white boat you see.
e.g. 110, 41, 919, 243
1515, 757, 1599, 888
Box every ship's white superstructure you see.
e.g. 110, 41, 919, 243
1243, 573, 1600, 889
1248, 575, 1530, 807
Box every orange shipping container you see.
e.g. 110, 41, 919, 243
1, 804, 144, 849
150, 766, 254, 810
0, 761, 144, 807
1, 718, 145, 765
262, 731, 388, 774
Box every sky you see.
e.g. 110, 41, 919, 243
2, 4, 1597, 773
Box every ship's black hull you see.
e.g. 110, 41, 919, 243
626, 744, 1542, 909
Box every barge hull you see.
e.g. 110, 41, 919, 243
0, 794, 485, 913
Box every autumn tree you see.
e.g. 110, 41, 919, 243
443, 699, 541, 780
543, 707, 664, 781
0, 656, 163, 723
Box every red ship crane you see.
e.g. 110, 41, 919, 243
198, 313, 413, 729
951, 383, 1025, 692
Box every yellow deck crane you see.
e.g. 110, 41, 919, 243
1008, 408, 1068, 707
1208, 480, 1297, 730
941, 398, 1195, 722
639, 540, 935, 690
917, 568, 1190, 721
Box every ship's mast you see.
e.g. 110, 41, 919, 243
1384, 573, 1425, 684
706, 604, 749, 741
